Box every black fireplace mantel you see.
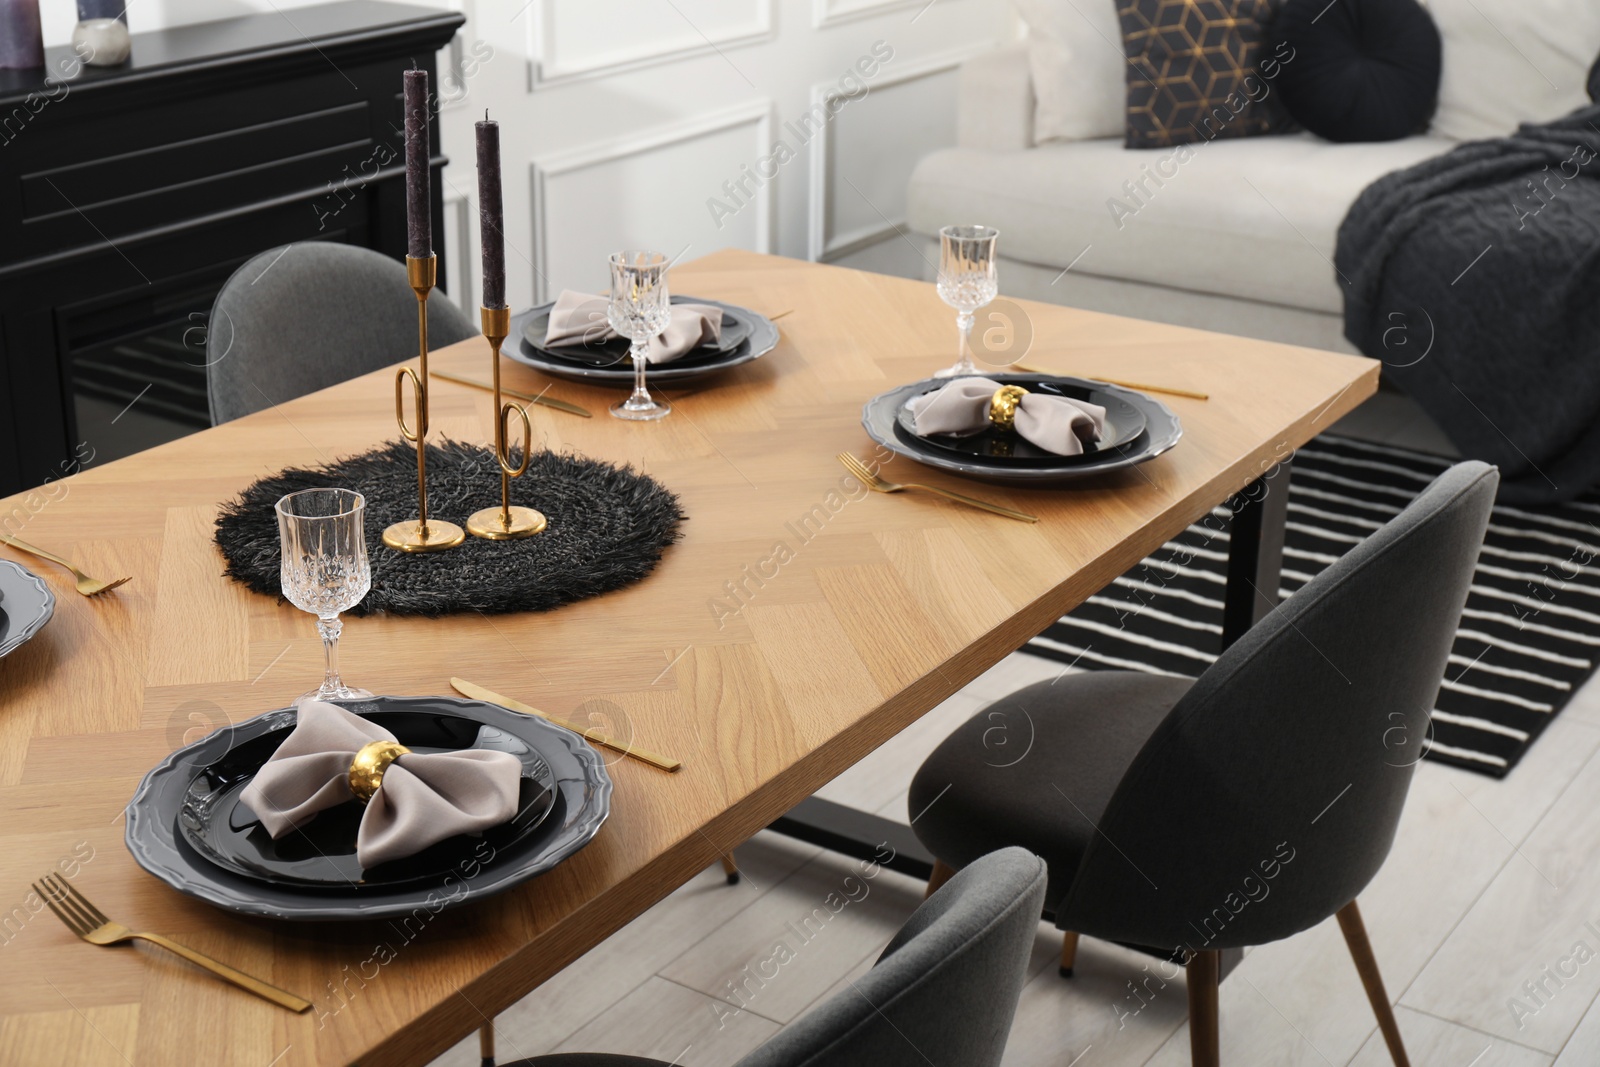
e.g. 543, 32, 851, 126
0, 1, 465, 498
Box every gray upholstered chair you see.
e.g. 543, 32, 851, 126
908, 461, 1499, 1067
494, 846, 1048, 1067
205, 242, 476, 424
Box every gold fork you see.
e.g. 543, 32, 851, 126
837, 452, 1038, 524
34, 874, 311, 1012
0, 534, 130, 596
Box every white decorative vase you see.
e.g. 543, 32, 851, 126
71, 17, 130, 66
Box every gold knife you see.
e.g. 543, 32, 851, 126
450, 677, 681, 772
1010, 365, 1209, 401
434, 371, 593, 418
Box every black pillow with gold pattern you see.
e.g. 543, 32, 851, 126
1117, 0, 1297, 149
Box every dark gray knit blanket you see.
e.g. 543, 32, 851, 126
1335, 102, 1600, 504
215, 439, 685, 616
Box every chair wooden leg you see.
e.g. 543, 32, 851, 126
478, 1022, 495, 1067
1059, 931, 1080, 977
1186, 949, 1220, 1067
925, 859, 956, 899
719, 852, 740, 885
1338, 900, 1410, 1067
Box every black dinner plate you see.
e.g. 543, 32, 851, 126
523, 295, 752, 368
178, 708, 559, 891
126, 695, 612, 921
0, 560, 53, 660
892, 376, 1147, 466
507, 297, 779, 386
862, 374, 1184, 486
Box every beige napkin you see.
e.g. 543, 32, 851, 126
906, 376, 1107, 456
544, 290, 723, 364
238, 699, 522, 869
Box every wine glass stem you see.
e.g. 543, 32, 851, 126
956, 311, 976, 373
629, 339, 651, 407
317, 614, 343, 694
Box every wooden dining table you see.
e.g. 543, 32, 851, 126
0, 249, 1378, 1066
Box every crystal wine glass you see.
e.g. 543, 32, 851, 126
935, 224, 1000, 378
276, 488, 373, 702
607, 250, 673, 421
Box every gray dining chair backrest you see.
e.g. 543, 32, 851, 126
1059, 461, 1498, 952
737, 846, 1047, 1067
206, 242, 477, 424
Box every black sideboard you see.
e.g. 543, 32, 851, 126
0, 1, 464, 498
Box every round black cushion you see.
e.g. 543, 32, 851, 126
908, 672, 1193, 915
1589, 48, 1599, 101
1268, 0, 1442, 143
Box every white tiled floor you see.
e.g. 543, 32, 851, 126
430, 395, 1592, 1067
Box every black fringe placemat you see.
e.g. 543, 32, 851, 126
215, 439, 685, 616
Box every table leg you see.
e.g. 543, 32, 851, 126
1221, 460, 1291, 649
769, 796, 936, 880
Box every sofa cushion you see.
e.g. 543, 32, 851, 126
1270, 0, 1441, 142
1115, 0, 1297, 148
1014, 0, 1127, 144
1429, 0, 1600, 140
906, 132, 1453, 314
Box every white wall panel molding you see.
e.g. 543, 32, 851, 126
530, 99, 774, 302
529, 0, 775, 89
442, 193, 475, 315
806, 44, 990, 262
811, 0, 934, 30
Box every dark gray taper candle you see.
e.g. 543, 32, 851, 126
475, 114, 506, 309
0, 0, 44, 70
403, 68, 431, 260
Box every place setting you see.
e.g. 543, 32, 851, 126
854, 224, 1186, 496
99, 461, 681, 1010
118, 482, 625, 951
506, 264, 782, 399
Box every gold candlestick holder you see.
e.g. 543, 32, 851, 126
383, 254, 466, 553
467, 305, 547, 540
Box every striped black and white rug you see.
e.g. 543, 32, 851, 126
1023, 435, 1600, 778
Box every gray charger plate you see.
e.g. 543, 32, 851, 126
0, 560, 54, 660
863, 374, 1182, 486
126, 695, 611, 921
508, 296, 778, 385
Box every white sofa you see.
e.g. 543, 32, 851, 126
907, 2, 1600, 353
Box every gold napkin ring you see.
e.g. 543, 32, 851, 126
988, 385, 1029, 432
348, 740, 411, 803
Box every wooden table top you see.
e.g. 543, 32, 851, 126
0, 249, 1377, 1066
